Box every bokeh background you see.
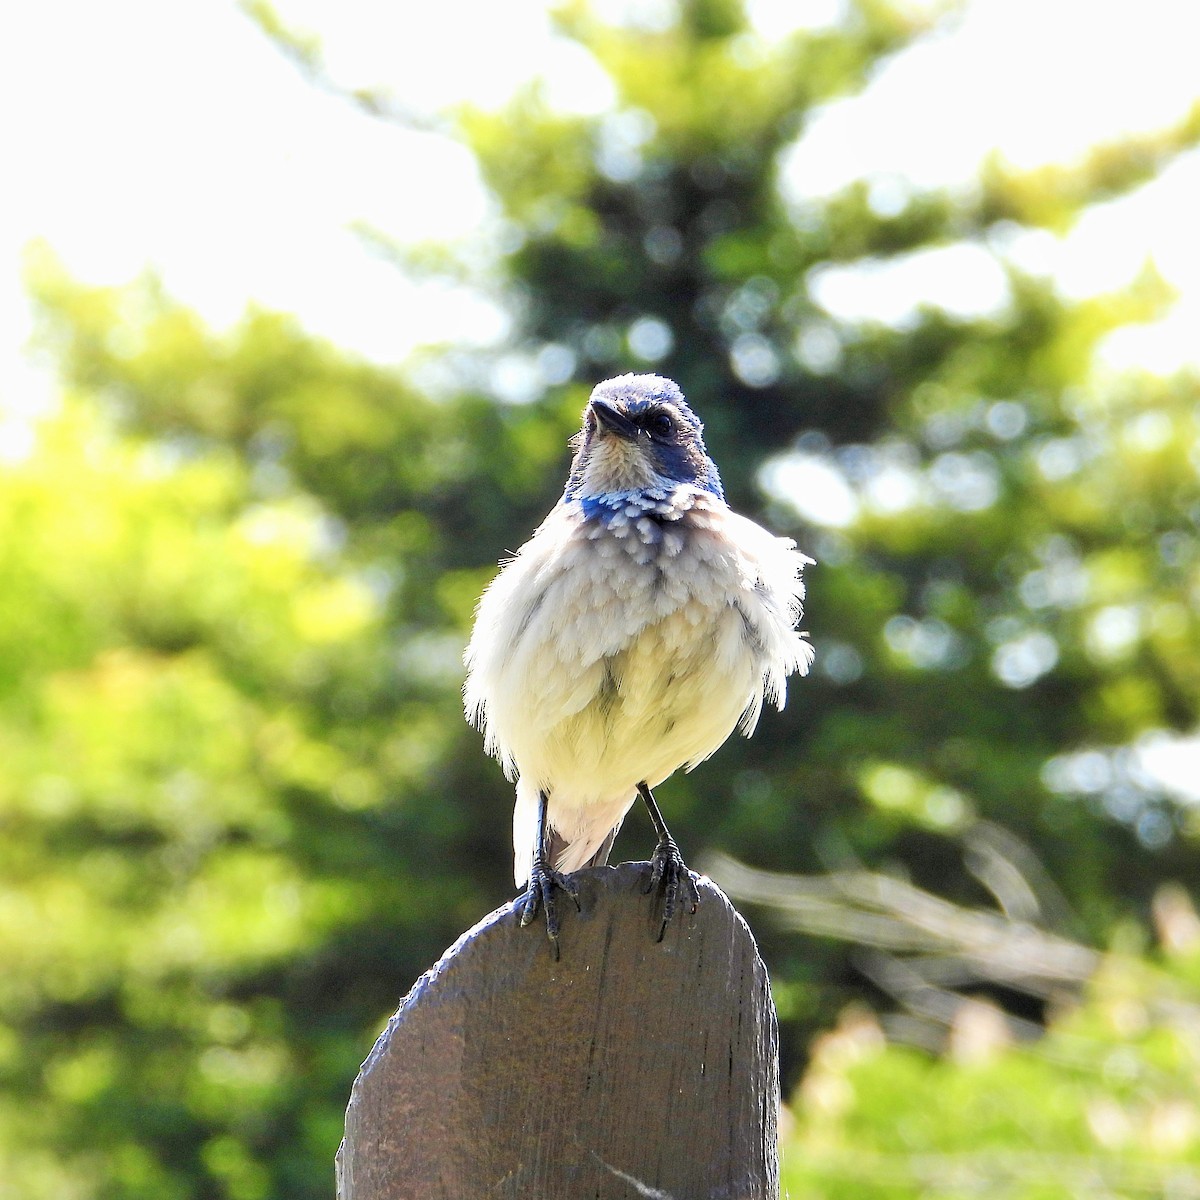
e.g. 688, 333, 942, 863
4, 1, 1200, 1196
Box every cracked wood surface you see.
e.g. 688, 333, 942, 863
337, 861, 779, 1199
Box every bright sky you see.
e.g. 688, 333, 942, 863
3, 0, 1200, 440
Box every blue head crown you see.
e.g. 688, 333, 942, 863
563, 374, 725, 504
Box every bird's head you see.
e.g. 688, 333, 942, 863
563, 374, 724, 503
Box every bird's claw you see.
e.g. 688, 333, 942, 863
519, 862, 581, 959
644, 837, 700, 941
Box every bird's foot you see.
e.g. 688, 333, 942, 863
519, 861, 581, 960
644, 836, 700, 942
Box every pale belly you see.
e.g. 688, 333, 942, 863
509, 598, 761, 809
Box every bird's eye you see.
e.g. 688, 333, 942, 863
648, 412, 673, 438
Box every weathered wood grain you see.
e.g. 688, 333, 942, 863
337, 861, 779, 1199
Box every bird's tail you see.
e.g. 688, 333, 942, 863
512, 778, 625, 887
549, 824, 619, 877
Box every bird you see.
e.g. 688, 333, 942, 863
464, 373, 814, 954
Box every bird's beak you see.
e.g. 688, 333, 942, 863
590, 398, 639, 441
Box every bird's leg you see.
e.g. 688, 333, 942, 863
637, 781, 700, 941
518, 789, 580, 960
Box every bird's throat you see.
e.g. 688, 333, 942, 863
576, 438, 668, 497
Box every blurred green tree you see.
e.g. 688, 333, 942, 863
3, 0, 1199, 1195
244, 0, 1200, 1064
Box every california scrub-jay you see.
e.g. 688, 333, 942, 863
465, 374, 813, 953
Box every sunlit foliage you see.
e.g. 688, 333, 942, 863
783, 930, 1200, 1198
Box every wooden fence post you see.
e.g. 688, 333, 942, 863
336, 860, 780, 1199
